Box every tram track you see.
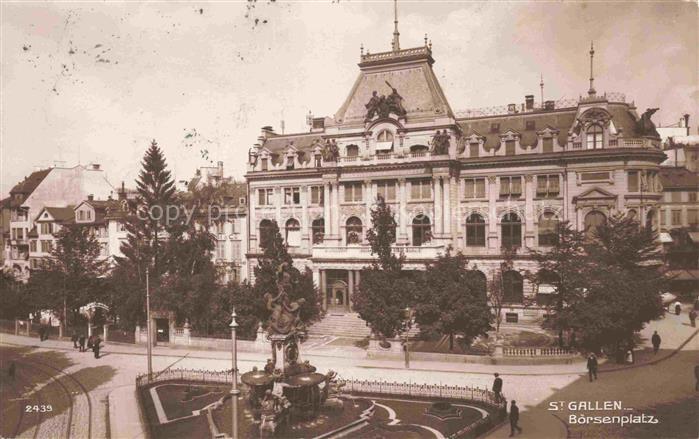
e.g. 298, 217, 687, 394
12, 358, 93, 439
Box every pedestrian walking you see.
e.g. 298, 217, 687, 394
587, 353, 598, 382
87, 334, 94, 351
509, 400, 522, 436
695, 365, 699, 391
38, 326, 44, 341
492, 373, 503, 403
92, 335, 101, 359
79, 334, 86, 352
8, 362, 15, 380
71, 331, 79, 348
651, 331, 661, 354
689, 309, 697, 328
674, 301, 682, 316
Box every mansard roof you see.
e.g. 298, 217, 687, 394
334, 46, 453, 125
659, 167, 698, 190
259, 133, 324, 164
457, 102, 640, 149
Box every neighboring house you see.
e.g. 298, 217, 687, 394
245, 33, 666, 324
186, 165, 248, 283
4, 164, 114, 280
29, 206, 75, 269
0, 197, 11, 267
658, 167, 699, 231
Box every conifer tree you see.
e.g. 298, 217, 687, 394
111, 140, 177, 327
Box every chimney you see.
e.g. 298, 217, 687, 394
525, 95, 534, 110
87, 194, 94, 201
684, 114, 690, 135
544, 100, 555, 111
507, 103, 517, 114
260, 126, 275, 138
217, 161, 224, 177
91, 163, 101, 170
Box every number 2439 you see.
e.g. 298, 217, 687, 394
25, 405, 52, 412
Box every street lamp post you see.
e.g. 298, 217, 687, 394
146, 267, 152, 378
230, 308, 240, 439
403, 306, 412, 369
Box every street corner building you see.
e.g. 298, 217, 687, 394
244, 31, 668, 331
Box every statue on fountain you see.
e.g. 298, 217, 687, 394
259, 389, 291, 438
263, 263, 307, 337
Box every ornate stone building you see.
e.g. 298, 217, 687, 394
245, 36, 665, 323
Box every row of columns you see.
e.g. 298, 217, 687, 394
317, 269, 360, 311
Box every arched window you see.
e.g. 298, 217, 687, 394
466, 213, 486, 247
259, 219, 276, 250
467, 270, 487, 300
538, 212, 559, 247
502, 270, 524, 303
377, 130, 394, 142
312, 218, 325, 244
346, 144, 359, 157
501, 213, 522, 249
412, 215, 432, 246
584, 211, 606, 240
346, 217, 363, 244
586, 124, 603, 149
285, 218, 300, 247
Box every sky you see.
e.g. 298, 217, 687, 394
1, 1, 697, 196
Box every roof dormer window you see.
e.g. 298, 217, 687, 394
586, 124, 603, 149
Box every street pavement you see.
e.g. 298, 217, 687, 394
1, 310, 696, 439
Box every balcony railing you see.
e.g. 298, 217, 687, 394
312, 244, 445, 260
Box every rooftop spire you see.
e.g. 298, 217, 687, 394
391, 0, 400, 52
588, 41, 596, 96
540, 73, 544, 106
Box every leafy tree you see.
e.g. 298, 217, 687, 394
414, 248, 492, 350
0, 270, 31, 319
487, 249, 517, 335
353, 196, 413, 339
528, 221, 590, 347
253, 220, 320, 328
571, 214, 665, 355
27, 223, 107, 330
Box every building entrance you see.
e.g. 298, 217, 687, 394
327, 280, 349, 313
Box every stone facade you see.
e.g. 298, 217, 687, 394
244, 41, 665, 322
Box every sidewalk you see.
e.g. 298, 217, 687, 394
0, 332, 589, 376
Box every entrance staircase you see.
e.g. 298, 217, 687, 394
307, 312, 372, 339
307, 312, 420, 339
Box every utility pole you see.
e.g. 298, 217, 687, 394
230, 308, 240, 439
146, 267, 152, 378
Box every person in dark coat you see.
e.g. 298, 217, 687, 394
8, 362, 15, 380
675, 302, 682, 315
92, 335, 101, 359
689, 309, 697, 328
694, 365, 699, 391
492, 373, 503, 402
509, 400, 522, 436
71, 331, 79, 348
38, 325, 44, 341
79, 334, 86, 352
651, 331, 661, 354
587, 353, 598, 382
